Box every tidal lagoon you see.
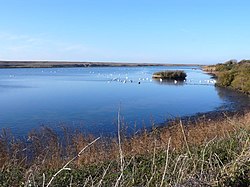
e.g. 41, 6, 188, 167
0, 66, 249, 136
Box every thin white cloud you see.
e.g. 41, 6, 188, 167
0, 32, 91, 60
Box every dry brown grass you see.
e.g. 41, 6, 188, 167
0, 111, 249, 186
121, 112, 250, 157
1, 112, 249, 169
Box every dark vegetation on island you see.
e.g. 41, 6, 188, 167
203, 60, 250, 94
0, 111, 249, 186
0, 61, 200, 68
152, 70, 187, 80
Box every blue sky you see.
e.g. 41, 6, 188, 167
0, 0, 249, 64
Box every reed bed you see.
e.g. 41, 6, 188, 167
0, 112, 249, 186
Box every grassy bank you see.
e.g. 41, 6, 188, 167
203, 60, 250, 94
0, 112, 250, 186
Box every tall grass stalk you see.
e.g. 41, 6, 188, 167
115, 109, 124, 187
45, 137, 100, 187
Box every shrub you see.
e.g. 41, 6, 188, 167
214, 60, 250, 94
217, 71, 235, 87
152, 70, 187, 80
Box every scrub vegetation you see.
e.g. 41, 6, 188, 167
0, 111, 249, 186
152, 70, 187, 80
204, 60, 250, 94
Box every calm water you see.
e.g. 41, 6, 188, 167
0, 66, 249, 136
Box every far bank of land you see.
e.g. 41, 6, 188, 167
0, 61, 201, 68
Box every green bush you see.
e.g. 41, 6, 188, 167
217, 71, 235, 87
215, 60, 250, 94
215, 60, 237, 72
231, 73, 250, 93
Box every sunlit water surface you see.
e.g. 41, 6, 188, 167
0, 66, 249, 136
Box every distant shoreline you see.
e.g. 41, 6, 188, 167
0, 61, 202, 68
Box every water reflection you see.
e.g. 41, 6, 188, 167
215, 86, 250, 111
152, 78, 185, 86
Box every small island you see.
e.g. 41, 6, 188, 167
152, 70, 187, 80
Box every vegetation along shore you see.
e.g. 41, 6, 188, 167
203, 60, 250, 95
0, 110, 249, 186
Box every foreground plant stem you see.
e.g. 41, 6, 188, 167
45, 137, 100, 187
